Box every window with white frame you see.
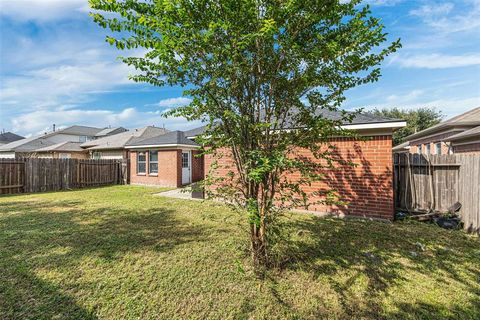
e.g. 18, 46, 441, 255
182, 152, 189, 168
425, 144, 431, 154
137, 152, 146, 174
92, 151, 101, 159
149, 150, 158, 174
417, 145, 422, 154
435, 143, 442, 155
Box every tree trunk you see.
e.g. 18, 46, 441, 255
250, 221, 267, 267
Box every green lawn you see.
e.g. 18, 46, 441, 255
0, 186, 478, 319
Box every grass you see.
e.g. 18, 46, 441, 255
0, 186, 479, 320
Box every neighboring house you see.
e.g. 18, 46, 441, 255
35, 142, 88, 159
405, 107, 480, 155
0, 132, 24, 145
127, 111, 406, 220
81, 126, 169, 159
392, 141, 410, 154
126, 130, 203, 186
0, 125, 117, 159
449, 126, 480, 154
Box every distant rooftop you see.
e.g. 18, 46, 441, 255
0, 125, 106, 152
35, 141, 85, 153
83, 126, 169, 150
0, 132, 24, 144
126, 130, 199, 148
95, 127, 128, 137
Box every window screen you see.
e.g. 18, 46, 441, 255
137, 152, 146, 174
149, 151, 158, 174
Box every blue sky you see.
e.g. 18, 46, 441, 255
1, 0, 479, 137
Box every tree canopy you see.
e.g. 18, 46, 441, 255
368, 107, 443, 145
90, 0, 401, 267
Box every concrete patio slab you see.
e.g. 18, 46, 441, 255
154, 188, 202, 200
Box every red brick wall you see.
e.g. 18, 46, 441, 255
130, 149, 181, 187
204, 136, 394, 220
191, 150, 204, 182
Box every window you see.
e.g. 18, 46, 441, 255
425, 144, 431, 154
149, 151, 158, 174
78, 136, 87, 142
92, 151, 101, 159
137, 152, 146, 174
417, 145, 422, 154
182, 152, 189, 168
58, 153, 71, 159
435, 143, 442, 155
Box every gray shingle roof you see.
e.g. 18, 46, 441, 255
0, 125, 105, 152
183, 109, 401, 137
35, 141, 85, 152
83, 126, 169, 150
59, 125, 105, 136
0, 135, 56, 152
406, 107, 480, 141
449, 125, 480, 141
127, 130, 199, 147
184, 125, 208, 138
0, 132, 24, 144
95, 127, 128, 137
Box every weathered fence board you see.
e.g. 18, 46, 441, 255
394, 153, 480, 235
0, 158, 125, 195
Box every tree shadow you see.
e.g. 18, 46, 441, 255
276, 215, 480, 318
0, 198, 220, 319
318, 141, 394, 219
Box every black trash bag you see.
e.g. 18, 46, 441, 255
433, 216, 462, 229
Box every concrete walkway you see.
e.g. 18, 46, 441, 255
154, 188, 202, 201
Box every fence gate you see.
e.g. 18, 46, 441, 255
394, 153, 479, 235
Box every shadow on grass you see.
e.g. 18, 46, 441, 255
0, 198, 214, 319
276, 215, 480, 319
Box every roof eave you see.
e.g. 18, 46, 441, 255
125, 144, 200, 149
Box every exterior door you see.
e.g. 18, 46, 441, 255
181, 151, 191, 185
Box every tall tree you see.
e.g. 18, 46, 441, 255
368, 107, 443, 145
90, 0, 400, 267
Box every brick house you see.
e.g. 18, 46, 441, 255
449, 126, 480, 154
126, 131, 204, 187
405, 107, 480, 155
126, 112, 405, 220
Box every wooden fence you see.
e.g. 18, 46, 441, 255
0, 158, 128, 195
394, 153, 480, 234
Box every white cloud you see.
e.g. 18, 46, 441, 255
386, 89, 424, 102
155, 97, 192, 108
410, 3, 454, 17
395, 53, 480, 69
365, 0, 404, 6
10, 107, 202, 136
409, 0, 480, 33
0, 0, 88, 21
1, 62, 133, 110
